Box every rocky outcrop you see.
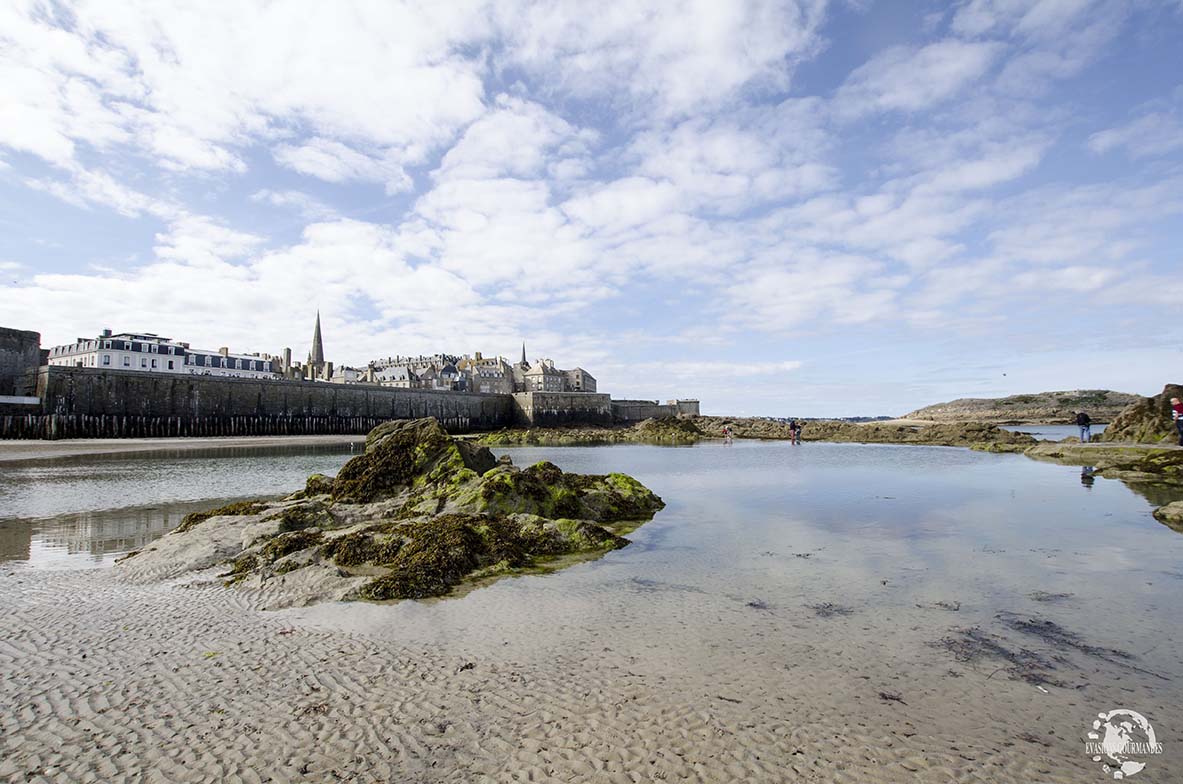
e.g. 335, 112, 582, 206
903, 390, 1138, 424
1100, 384, 1183, 444
119, 418, 664, 606
692, 416, 1036, 450
477, 416, 703, 446
1153, 502, 1183, 533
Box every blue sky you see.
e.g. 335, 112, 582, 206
1, 0, 1181, 416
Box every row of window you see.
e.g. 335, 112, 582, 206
186, 354, 269, 371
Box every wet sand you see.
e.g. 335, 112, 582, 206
0, 435, 365, 463
2, 563, 1177, 783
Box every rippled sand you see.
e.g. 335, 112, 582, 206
3, 562, 1179, 783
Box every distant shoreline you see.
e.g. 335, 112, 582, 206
0, 434, 365, 463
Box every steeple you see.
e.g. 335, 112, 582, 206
520, 342, 527, 366
310, 311, 325, 367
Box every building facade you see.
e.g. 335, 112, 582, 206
47, 330, 280, 379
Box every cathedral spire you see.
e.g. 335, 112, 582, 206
521, 342, 527, 366
310, 310, 325, 366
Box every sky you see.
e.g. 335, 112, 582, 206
1, 0, 1181, 417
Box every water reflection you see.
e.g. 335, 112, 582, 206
1081, 466, 1096, 489
0, 443, 359, 568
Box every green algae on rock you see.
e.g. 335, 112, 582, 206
120, 417, 664, 607
693, 416, 1036, 449
475, 416, 703, 446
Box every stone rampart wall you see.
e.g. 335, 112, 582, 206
0, 327, 41, 396
512, 392, 613, 427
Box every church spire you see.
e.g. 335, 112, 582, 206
310, 310, 325, 366
521, 342, 527, 366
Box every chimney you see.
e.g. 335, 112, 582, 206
100, 328, 112, 338
475, 351, 483, 361
219, 347, 229, 357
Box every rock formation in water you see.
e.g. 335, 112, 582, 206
477, 416, 703, 446
1153, 501, 1183, 533
691, 416, 1036, 450
118, 418, 664, 607
1100, 384, 1183, 444
902, 390, 1138, 424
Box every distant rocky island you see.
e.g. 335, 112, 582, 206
903, 389, 1139, 424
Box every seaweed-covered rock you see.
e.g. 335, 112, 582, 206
475, 418, 704, 446
633, 416, 703, 443
1101, 384, 1183, 444
119, 417, 664, 607
693, 416, 1036, 449
333, 418, 497, 503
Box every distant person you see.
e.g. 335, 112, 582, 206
788, 419, 799, 443
1076, 411, 1091, 443
1172, 397, 1183, 446
722, 425, 733, 443
791, 420, 803, 445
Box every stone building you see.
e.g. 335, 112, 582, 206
564, 367, 596, 393
523, 359, 565, 392
374, 365, 417, 388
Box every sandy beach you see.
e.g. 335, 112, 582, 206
3, 558, 1178, 783
0, 435, 365, 464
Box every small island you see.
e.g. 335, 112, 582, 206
118, 418, 664, 607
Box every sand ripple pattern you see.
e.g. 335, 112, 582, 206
2, 568, 1179, 783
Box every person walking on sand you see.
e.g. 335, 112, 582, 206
1076, 411, 1092, 443
1172, 397, 1183, 446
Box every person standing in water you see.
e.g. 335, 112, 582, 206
1076, 410, 1092, 443
1171, 397, 1183, 446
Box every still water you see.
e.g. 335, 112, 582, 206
1001, 423, 1108, 440
2, 438, 1179, 595
0, 443, 360, 568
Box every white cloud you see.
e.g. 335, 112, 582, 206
1088, 111, 1183, 159
274, 138, 413, 194
250, 189, 338, 220
835, 39, 1003, 119
497, 0, 829, 117
435, 95, 593, 181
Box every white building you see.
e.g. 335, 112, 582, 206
47, 330, 280, 379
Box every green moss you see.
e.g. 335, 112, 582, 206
175, 500, 267, 534
304, 473, 335, 496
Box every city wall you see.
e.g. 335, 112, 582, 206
0, 367, 515, 439
611, 399, 678, 422
0, 327, 42, 396
512, 392, 613, 427
0, 366, 697, 439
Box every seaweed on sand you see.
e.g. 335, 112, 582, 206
353, 513, 627, 601
931, 627, 1067, 687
